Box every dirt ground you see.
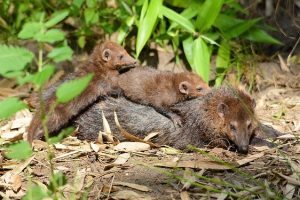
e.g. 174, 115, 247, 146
0, 59, 300, 199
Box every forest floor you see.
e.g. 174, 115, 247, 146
0, 55, 300, 199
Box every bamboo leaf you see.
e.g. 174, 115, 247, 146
161, 5, 195, 33
195, 0, 224, 32
183, 36, 194, 68
192, 37, 211, 83
136, 0, 163, 57
225, 18, 261, 38
243, 28, 282, 45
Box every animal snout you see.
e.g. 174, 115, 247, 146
238, 145, 249, 154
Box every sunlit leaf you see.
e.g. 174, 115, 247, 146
35, 29, 65, 43
48, 45, 73, 62
183, 36, 194, 68
31, 64, 55, 87
192, 37, 211, 83
18, 22, 43, 39
195, 0, 224, 32
216, 40, 230, 86
117, 16, 135, 44
136, 0, 163, 57
0, 97, 27, 120
243, 27, 282, 45
0, 45, 34, 75
5, 141, 32, 160
161, 5, 195, 33
56, 74, 93, 103
45, 10, 69, 28
84, 8, 99, 25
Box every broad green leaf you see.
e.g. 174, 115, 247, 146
5, 141, 32, 160
182, 36, 194, 68
18, 22, 43, 39
165, 0, 192, 8
2, 71, 24, 78
0, 45, 34, 75
225, 18, 260, 38
136, 0, 163, 57
56, 74, 93, 103
45, 10, 69, 28
200, 35, 219, 46
86, 0, 97, 8
243, 28, 282, 45
78, 36, 86, 48
0, 97, 27, 119
195, 0, 224, 32
216, 40, 231, 86
48, 45, 73, 62
48, 127, 74, 144
23, 185, 49, 200
84, 8, 99, 25
32, 64, 55, 87
140, 0, 149, 21
192, 37, 211, 83
35, 29, 65, 43
161, 5, 195, 33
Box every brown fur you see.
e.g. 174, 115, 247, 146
118, 67, 210, 109
27, 41, 137, 144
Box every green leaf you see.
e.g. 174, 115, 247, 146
225, 18, 260, 38
32, 64, 55, 87
86, 0, 97, 8
35, 29, 65, 43
5, 141, 32, 160
18, 22, 43, 39
243, 28, 282, 45
84, 8, 99, 25
136, 0, 163, 57
182, 36, 194, 68
48, 172, 67, 193
140, 0, 149, 21
0, 97, 27, 120
56, 74, 93, 103
165, 0, 192, 8
192, 37, 211, 83
48, 127, 74, 144
161, 5, 195, 33
23, 185, 49, 200
48, 45, 73, 62
214, 14, 242, 32
117, 16, 135, 44
195, 0, 224, 32
45, 10, 69, 28
216, 40, 231, 86
0, 45, 34, 75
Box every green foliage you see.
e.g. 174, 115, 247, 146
47, 45, 73, 62
4, 141, 32, 160
0, 97, 27, 120
56, 74, 93, 103
0, 45, 34, 76
48, 127, 75, 144
22, 185, 49, 200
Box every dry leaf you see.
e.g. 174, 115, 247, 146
11, 175, 22, 192
90, 142, 100, 152
277, 173, 300, 186
113, 153, 130, 165
102, 111, 114, 143
180, 191, 190, 200
236, 152, 265, 166
111, 190, 153, 200
160, 147, 181, 155
181, 168, 197, 190
114, 142, 150, 152
277, 134, 296, 139
278, 54, 290, 72
284, 183, 295, 200
143, 132, 159, 141
73, 168, 87, 192
216, 193, 228, 200
113, 181, 151, 192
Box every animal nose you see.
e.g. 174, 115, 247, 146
238, 145, 249, 154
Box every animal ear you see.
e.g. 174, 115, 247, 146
102, 49, 112, 62
179, 81, 190, 94
217, 103, 229, 119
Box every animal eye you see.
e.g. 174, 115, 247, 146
196, 87, 203, 92
119, 55, 124, 60
247, 123, 252, 130
230, 124, 236, 132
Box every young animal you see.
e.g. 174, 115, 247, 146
27, 41, 137, 144
117, 67, 210, 123
74, 86, 257, 154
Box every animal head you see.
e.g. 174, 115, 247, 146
92, 41, 137, 72
216, 90, 256, 154
178, 72, 210, 98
